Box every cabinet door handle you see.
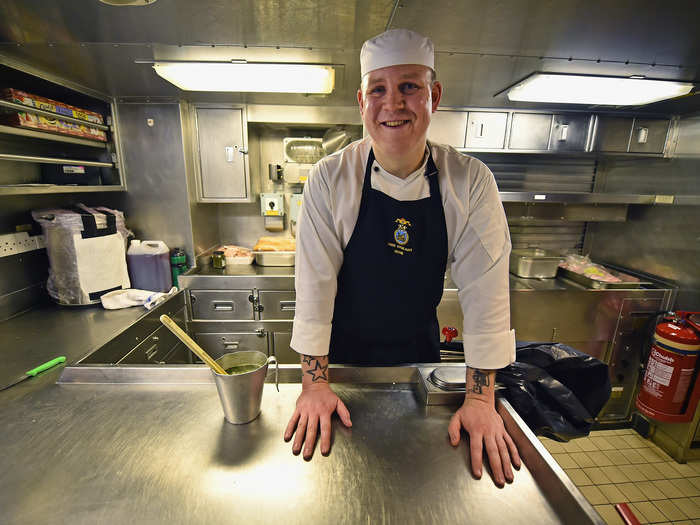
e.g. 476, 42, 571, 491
225, 146, 234, 162
477, 122, 485, 138
212, 301, 234, 311
223, 341, 240, 350
637, 127, 649, 144
280, 301, 296, 311
558, 124, 569, 141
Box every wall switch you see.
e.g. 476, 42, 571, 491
289, 194, 303, 222
260, 193, 285, 217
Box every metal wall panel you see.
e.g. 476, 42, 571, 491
427, 110, 468, 148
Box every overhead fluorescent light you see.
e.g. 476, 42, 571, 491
505, 73, 694, 106
151, 61, 335, 94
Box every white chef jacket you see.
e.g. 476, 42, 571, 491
291, 136, 516, 370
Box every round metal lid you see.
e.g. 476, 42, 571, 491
429, 367, 466, 391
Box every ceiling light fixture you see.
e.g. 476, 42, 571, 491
146, 60, 336, 94
502, 73, 694, 106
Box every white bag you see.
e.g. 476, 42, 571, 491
32, 204, 132, 305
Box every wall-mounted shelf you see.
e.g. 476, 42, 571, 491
0, 99, 110, 131
0, 184, 124, 196
499, 192, 700, 205
0, 124, 107, 148
0, 153, 112, 167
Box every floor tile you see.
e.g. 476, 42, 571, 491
561, 439, 584, 453
599, 484, 627, 504
638, 463, 667, 481
631, 501, 669, 523
590, 436, 616, 451
594, 504, 626, 525
688, 460, 700, 475
599, 465, 631, 484
589, 450, 615, 467
552, 453, 578, 469
566, 468, 593, 486
669, 479, 700, 498
654, 479, 682, 499
636, 481, 667, 500
577, 438, 600, 452
648, 444, 675, 463
540, 438, 566, 454
622, 448, 649, 464
689, 477, 700, 491
607, 436, 631, 449
617, 482, 649, 502
580, 485, 608, 505
622, 434, 649, 449
638, 447, 670, 463
671, 498, 700, 519
656, 462, 685, 479
669, 462, 699, 478
585, 466, 614, 484
571, 451, 597, 468
652, 499, 689, 521
605, 449, 632, 466
619, 464, 649, 482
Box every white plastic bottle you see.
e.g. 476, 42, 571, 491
127, 240, 173, 292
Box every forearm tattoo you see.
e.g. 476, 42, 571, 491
471, 369, 490, 394
302, 354, 328, 382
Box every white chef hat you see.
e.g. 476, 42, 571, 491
360, 28, 434, 77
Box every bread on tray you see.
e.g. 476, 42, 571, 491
253, 236, 296, 252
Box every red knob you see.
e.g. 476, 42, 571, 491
442, 326, 458, 343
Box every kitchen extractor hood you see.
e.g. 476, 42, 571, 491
504, 73, 694, 106
148, 60, 336, 94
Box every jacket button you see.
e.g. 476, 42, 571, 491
373, 166, 379, 172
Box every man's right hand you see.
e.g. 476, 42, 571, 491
283, 354, 352, 459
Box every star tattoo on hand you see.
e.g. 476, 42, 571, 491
305, 359, 329, 382
301, 354, 315, 366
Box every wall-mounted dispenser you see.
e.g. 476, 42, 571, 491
260, 193, 285, 232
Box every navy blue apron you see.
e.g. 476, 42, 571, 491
329, 146, 448, 365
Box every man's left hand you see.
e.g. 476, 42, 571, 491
448, 397, 521, 487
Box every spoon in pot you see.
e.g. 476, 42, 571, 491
160, 314, 227, 375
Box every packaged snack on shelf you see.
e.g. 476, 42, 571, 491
0, 111, 107, 141
1, 88, 104, 125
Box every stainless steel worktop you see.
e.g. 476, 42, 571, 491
1, 364, 603, 525
0, 301, 148, 397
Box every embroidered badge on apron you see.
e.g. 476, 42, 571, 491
388, 217, 413, 255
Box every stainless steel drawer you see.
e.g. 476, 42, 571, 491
258, 291, 296, 320
465, 112, 507, 149
118, 324, 182, 364
548, 114, 591, 151
508, 113, 553, 150
272, 331, 300, 363
194, 331, 269, 359
189, 290, 254, 320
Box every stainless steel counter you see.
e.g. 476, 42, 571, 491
0, 301, 148, 398
1, 364, 603, 525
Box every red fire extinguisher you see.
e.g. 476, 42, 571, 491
636, 312, 700, 419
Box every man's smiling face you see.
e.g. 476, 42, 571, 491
358, 64, 442, 158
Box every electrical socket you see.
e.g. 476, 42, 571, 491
0, 232, 45, 258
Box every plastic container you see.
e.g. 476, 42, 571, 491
127, 240, 172, 292
170, 248, 189, 289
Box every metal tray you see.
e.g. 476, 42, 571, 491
510, 248, 562, 278
557, 267, 651, 289
253, 251, 295, 266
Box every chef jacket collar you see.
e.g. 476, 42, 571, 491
370, 145, 436, 183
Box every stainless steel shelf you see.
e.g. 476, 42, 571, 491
0, 99, 110, 131
0, 153, 112, 167
0, 124, 107, 148
499, 191, 699, 205
0, 184, 124, 196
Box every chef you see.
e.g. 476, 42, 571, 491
284, 28, 520, 486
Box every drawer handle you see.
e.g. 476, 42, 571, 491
280, 301, 296, 311
223, 341, 240, 350
212, 301, 234, 311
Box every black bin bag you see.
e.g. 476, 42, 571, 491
496, 342, 612, 442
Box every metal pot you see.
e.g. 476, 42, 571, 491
322, 127, 352, 155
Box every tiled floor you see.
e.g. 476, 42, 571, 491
540, 429, 700, 524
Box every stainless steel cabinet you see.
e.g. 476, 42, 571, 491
189, 290, 254, 320
427, 110, 467, 147
272, 331, 299, 363
258, 291, 296, 320
594, 116, 634, 152
508, 113, 553, 150
465, 112, 508, 149
629, 118, 670, 153
193, 105, 252, 202
194, 331, 269, 359
549, 114, 592, 152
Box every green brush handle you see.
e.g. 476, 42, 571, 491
26, 356, 66, 376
